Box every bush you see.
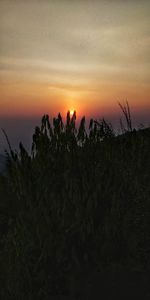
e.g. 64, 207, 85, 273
0, 110, 150, 299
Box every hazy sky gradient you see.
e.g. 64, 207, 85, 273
0, 0, 150, 119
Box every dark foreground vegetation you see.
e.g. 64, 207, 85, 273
0, 104, 150, 299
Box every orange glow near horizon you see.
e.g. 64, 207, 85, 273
0, 80, 149, 120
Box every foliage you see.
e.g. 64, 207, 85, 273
0, 108, 150, 299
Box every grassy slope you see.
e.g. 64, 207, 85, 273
0, 115, 150, 299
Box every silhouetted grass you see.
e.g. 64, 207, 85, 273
0, 105, 150, 299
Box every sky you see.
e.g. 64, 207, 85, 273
0, 0, 150, 151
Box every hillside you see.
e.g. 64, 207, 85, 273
0, 113, 150, 299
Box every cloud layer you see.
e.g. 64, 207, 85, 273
0, 0, 149, 118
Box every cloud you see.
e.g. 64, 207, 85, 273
0, 0, 149, 118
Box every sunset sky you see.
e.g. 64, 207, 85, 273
0, 0, 150, 150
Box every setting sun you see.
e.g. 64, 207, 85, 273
70, 110, 74, 117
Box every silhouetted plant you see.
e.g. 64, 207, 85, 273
119, 100, 133, 132
0, 108, 150, 299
